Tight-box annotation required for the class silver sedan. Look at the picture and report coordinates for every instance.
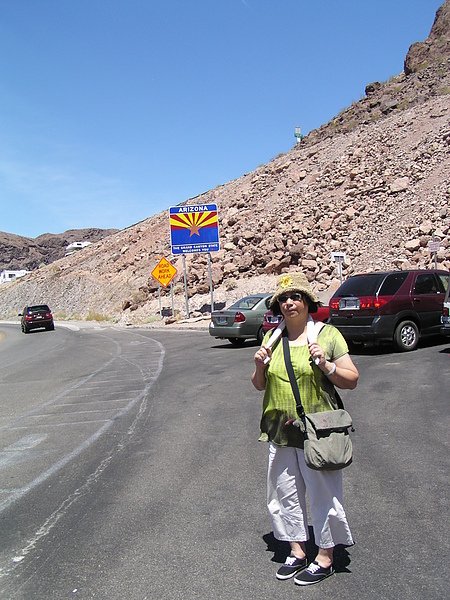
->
[209,293,272,346]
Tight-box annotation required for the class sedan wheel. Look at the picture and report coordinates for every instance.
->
[256,327,264,345]
[394,320,419,352]
[228,338,245,347]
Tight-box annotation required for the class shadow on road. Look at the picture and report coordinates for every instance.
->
[209,340,261,350]
[209,335,450,357]
[348,335,448,357]
[263,529,351,573]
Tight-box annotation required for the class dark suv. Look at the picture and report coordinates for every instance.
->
[19,304,55,333]
[441,281,450,337]
[329,269,449,351]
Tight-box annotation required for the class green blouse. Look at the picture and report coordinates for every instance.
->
[259,324,349,448]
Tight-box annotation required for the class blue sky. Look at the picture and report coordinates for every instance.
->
[0,0,443,238]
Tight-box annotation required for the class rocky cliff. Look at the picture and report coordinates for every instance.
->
[0,229,118,271]
[0,1,448,323]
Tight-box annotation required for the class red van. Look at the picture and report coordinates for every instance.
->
[328,269,449,351]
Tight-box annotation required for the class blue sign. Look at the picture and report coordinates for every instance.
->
[169,204,220,254]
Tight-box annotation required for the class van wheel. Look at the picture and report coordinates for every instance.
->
[347,340,363,352]
[394,320,419,352]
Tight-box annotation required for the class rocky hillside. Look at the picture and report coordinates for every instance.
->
[0,229,118,271]
[0,1,449,324]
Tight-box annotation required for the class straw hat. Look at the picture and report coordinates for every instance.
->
[269,272,321,308]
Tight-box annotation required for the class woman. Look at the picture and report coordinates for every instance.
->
[252,272,359,586]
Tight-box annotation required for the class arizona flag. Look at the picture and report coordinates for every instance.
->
[169,203,220,254]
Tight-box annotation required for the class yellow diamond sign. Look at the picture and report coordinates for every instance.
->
[151,257,177,288]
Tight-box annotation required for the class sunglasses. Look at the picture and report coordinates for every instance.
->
[278,292,304,303]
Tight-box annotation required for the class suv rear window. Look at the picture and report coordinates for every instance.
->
[27,305,50,313]
[333,274,385,297]
[378,272,408,295]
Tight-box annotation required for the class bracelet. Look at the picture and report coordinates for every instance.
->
[325,363,336,377]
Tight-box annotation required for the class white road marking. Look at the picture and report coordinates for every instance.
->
[0,435,47,468]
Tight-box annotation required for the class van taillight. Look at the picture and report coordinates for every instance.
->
[234,312,246,323]
[443,307,450,317]
[374,296,392,308]
[357,297,373,309]
[331,296,393,310]
[359,296,392,309]
[330,299,339,310]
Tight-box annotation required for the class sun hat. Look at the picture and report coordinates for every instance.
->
[269,272,321,309]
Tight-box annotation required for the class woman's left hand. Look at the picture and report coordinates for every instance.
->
[308,342,326,367]
[308,343,360,390]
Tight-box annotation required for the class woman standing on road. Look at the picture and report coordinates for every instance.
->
[251,272,359,586]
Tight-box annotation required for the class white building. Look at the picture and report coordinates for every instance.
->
[0,269,30,284]
[65,241,92,255]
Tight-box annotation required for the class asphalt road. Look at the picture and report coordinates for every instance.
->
[0,323,448,600]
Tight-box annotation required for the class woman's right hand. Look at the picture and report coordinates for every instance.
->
[252,346,271,390]
[254,346,271,367]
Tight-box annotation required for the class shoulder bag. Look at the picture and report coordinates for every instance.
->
[282,333,354,471]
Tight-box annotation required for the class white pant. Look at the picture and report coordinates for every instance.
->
[267,442,354,549]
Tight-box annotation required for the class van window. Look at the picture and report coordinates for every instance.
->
[413,274,438,294]
[379,272,408,295]
[437,274,449,293]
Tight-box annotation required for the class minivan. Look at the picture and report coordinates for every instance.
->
[329,269,449,351]
[441,279,450,337]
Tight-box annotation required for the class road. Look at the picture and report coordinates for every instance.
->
[0,323,448,600]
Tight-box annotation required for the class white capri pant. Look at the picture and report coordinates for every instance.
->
[267,442,354,549]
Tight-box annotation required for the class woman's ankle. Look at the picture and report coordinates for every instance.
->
[315,548,333,568]
[290,541,307,559]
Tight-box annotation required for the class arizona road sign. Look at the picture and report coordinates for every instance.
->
[169,203,220,254]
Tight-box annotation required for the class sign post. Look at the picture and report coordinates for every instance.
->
[170,282,175,317]
[331,252,346,285]
[207,253,214,313]
[182,255,189,318]
[428,238,440,270]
